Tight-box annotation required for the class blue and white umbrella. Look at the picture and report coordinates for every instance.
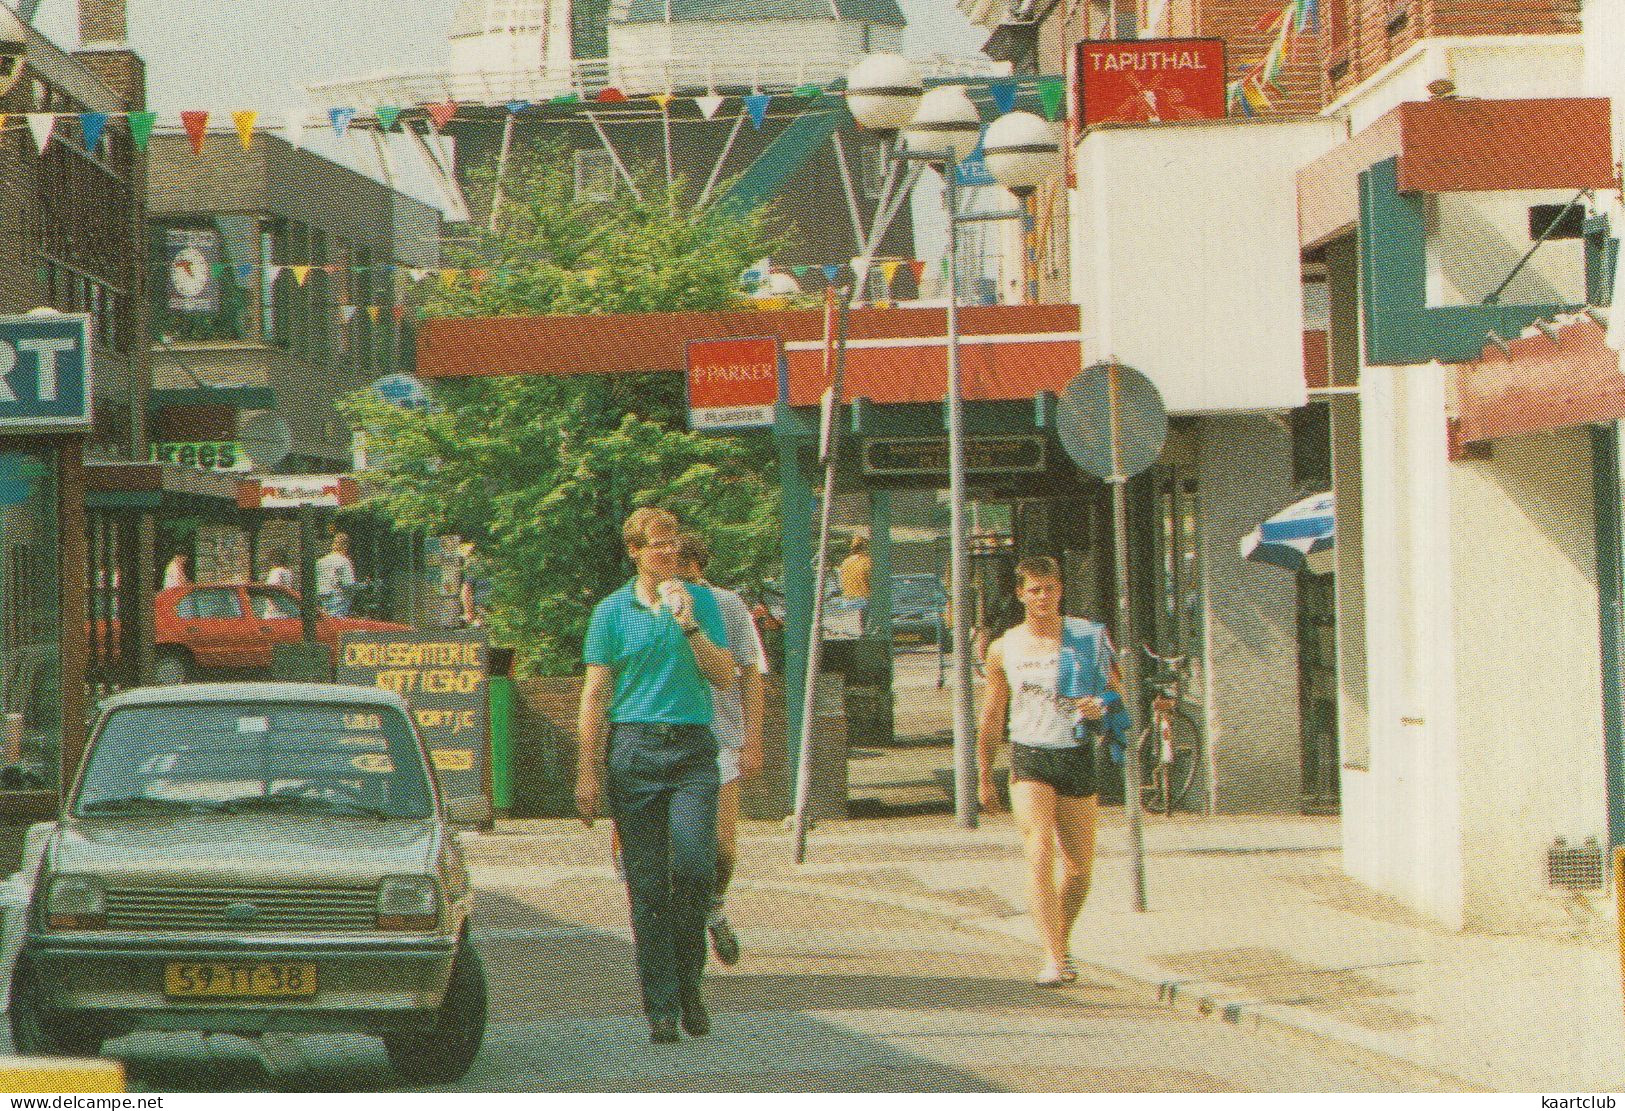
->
[1241,492,1334,575]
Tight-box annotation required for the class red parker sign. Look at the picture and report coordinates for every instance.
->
[686,336,779,431]
[1075,38,1227,128]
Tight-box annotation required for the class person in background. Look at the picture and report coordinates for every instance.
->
[674,532,766,968]
[162,551,191,591]
[264,548,295,591]
[315,532,358,616]
[837,535,871,607]
[576,507,736,1044]
[460,541,492,628]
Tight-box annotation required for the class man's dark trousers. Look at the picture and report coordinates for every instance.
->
[607,722,719,1020]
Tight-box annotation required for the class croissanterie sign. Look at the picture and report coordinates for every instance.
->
[686,336,780,431]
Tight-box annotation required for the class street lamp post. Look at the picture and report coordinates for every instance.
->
[846,60,1060,829]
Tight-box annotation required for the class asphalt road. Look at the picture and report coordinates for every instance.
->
[80,821,1456,1094]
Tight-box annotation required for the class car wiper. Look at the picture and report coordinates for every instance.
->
[79,796,229,814]
[218,794,398,819]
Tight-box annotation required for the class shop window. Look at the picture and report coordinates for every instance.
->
[0,452,60,794]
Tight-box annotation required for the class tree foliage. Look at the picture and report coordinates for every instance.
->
[341,150,784,675]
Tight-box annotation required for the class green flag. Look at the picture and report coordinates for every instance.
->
[127,110,157,150]
[1038,78,1066,122]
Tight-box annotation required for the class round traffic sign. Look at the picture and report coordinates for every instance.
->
[1056,362,1168,481]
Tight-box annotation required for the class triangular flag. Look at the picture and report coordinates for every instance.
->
[822,264,840,283]
[375,105,402,131]
[426,102,459,130]
[695,95,724,120]
[409,268,430,282]
[266,264,284,286]
[392,304,406,322]
[25,114,54,153]
[231,109,257,150]
[909,259,926,285]
[323,264,341,275]
[78,111,108,153]
[290,265,312,286]
[794,84,824,99]
[180,110,209,155]
[505,100,531,114]
[210,263,229,278]
[596,88,627,104]
[1037,79,1065,121]
[340,305,358,323]
[550,93,580,106]
[652,93,674,111]
[881,261,901,286]
[329,107,357,138]
[469,268,489,293]
[791,265,808,277]
[367,306,381,323]
[850,256,871,287]
[236,264,254,282]
[127,110,157,151]
[991,82,1018,115]
[283,108,306,149]
[439,269,459,289]
[743,94,770,130]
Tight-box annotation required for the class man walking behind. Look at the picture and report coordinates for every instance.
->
[576,507,737,1043]
[976,556,1120,987]
[675,533,766,967]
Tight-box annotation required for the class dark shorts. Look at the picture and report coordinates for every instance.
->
[1011,742,1097,799]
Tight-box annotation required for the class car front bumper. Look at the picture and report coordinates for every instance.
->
[23,932,459,1035]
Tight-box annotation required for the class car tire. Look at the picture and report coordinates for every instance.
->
[9,957,103,1058]
[152,649,191,685]
[383,936,487,1085]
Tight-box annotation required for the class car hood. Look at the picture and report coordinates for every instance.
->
[49,814,440,885]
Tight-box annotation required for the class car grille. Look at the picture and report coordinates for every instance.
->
[105,885,377,932]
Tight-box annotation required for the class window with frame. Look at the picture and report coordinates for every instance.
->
[574,149,616,204]
[0,451,61,795]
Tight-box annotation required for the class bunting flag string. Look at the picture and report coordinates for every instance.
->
[1225,0,1320,114]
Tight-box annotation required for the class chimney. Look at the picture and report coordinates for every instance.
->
[79,0,127,47]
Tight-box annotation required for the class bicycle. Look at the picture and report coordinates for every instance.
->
[1138,646,1204,815]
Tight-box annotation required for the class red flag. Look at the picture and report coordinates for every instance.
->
[180,110,209,155]
[425,101,458,130]
[469,268,489,293]
[908,259,926,286]
[596,88,628,104]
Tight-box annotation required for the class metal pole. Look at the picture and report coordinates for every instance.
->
[1107,362,1148,911]
[945,161,978,830]
[792,290,849,864]
[299,504,319,645]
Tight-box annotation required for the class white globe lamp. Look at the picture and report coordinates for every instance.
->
[902,85,983,166]
[982,110,1060,196]
[845,53,923,136]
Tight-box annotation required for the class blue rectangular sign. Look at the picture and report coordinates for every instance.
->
[0,314,91,429]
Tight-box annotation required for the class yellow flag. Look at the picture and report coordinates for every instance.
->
[881,261,901,286]
[290,265,311,286]
[367,306,380,323]
[232,110,258,150]
[439,269,459,290]
[652,93,674,111]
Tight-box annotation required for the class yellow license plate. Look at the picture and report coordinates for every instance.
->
[163,962,317,998]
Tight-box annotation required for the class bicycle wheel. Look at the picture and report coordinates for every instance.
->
[1162,711,1203,813]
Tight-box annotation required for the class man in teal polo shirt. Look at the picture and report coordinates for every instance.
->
[576,506,736,1044]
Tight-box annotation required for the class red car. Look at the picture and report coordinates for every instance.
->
[152,583,411,682]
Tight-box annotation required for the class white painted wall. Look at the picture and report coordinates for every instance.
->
[1340,363,1467,928]
[1325,36,1586,136]
[1450,428,1608,931]
[1070,118,1343,414]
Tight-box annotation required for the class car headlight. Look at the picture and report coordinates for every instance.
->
[45,874,106,930]
[377,875,440,931]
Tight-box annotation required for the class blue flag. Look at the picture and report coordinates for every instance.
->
[329,107,357,138]
[78,112,108,152]
[990,82,1018,115]
[743,94,771,130]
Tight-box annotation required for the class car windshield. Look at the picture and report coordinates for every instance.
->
[893,580,946,609]
[75,701,434,820]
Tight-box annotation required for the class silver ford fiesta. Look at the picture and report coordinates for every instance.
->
[10,682,488,1085]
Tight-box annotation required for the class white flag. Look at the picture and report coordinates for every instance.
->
[26,114,54,153]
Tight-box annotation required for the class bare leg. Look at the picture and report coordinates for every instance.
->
[1011,779,1066,969]
[1054,793,1100,951]
[714,778,740,908]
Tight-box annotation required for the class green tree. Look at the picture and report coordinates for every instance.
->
[341,151,784,674]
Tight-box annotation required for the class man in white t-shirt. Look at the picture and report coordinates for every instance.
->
[676,532,765,967]
[315,533,358,616]
[976,555,1119,987]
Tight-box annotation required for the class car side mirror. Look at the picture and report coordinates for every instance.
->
[444,796,491,825]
